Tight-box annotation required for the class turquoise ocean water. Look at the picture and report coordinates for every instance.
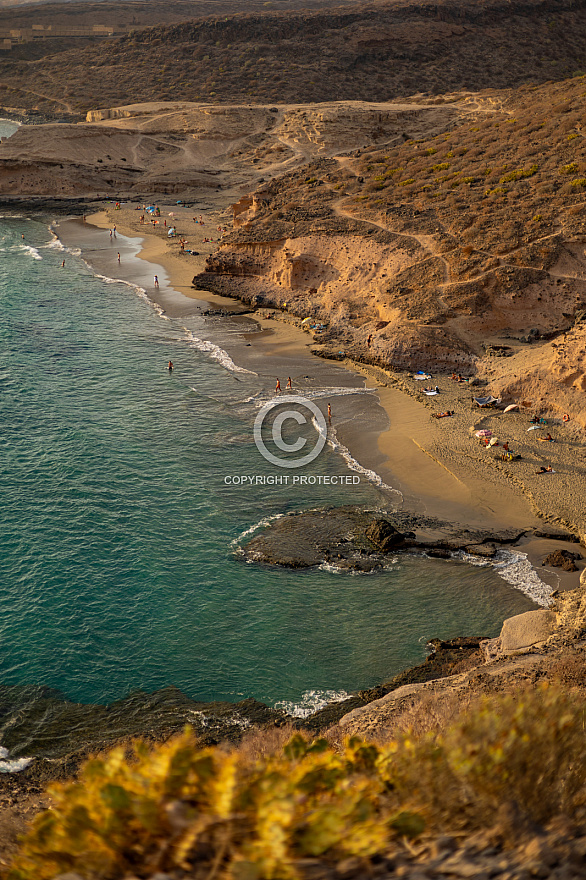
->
[0,204,542,745]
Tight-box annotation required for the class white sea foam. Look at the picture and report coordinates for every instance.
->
[231,512,286,551]
[244,386,373,406]
[11,244,42,260]
[183,329,256,374]
[0,746,32,773]
[274,689,350,718]
[40,235,80,256]
[456,548,554,607]
[319,555,399,575]
[82,263,169,320]
[187,709,251,730]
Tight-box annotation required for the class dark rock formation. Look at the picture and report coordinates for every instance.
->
[542,549,583,572]
[365,519,409,552]
[241,505,526,569]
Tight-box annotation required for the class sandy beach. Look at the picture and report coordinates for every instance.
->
[56,201,586,595]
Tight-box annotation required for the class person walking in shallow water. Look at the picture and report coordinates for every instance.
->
[327,403,332,425]
[154,275,159,287]
[168,361,173,372]
[117,252,121,264]
[275,379,281,393]
[286,377,292,389]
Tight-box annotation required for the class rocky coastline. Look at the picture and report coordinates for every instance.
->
[239,505,542,571]
[0,505,578,779]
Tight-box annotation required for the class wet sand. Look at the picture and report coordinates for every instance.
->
[56,203,586,594]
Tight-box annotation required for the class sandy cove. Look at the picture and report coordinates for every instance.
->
[67,202,586,594]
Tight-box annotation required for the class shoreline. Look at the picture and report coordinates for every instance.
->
[0,205,583,815]
[54,203,584,592]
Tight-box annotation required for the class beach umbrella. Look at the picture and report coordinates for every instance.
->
[527,425,540,431]
[504,404,519,412]
[475,429,492,438]
[168,212,176,217]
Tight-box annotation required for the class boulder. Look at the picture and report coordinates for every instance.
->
[542,549,582,571]
[365,519,406,551]
[499,610,556,652]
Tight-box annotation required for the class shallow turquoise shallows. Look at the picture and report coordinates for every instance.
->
[0,216,536,718]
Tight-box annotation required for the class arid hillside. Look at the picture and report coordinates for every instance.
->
[194,74,586,424]
[1,0,586,115]
[0,98,468,195]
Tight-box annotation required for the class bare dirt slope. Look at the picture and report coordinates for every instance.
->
[0,97,466,196]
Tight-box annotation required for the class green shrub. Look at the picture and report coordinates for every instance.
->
[559,162,578,175]
[571,178,586,188]
[500,164,538,183]
[10,685,586,880]
[9,733,423,880]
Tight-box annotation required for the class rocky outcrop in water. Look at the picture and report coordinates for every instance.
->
[240,506,527,570]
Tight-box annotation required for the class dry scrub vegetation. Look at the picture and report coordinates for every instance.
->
[7,683,586,880]
[2,0,586,114]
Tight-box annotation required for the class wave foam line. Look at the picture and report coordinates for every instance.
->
[231,512,286,551]
[274,689,350,718]
[0,746,32,774]
[184,330,256,374]
[319,554,400,575]
[40,232,80,256]
[80,261,168,320]
[324,423,403,499]
[12,244,42,260]
[456,548,554,607]
[244,386,373,406]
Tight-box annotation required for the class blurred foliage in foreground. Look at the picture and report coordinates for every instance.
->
[9,683,586,879]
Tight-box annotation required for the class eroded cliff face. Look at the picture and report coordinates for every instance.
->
[193,171,586,375]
